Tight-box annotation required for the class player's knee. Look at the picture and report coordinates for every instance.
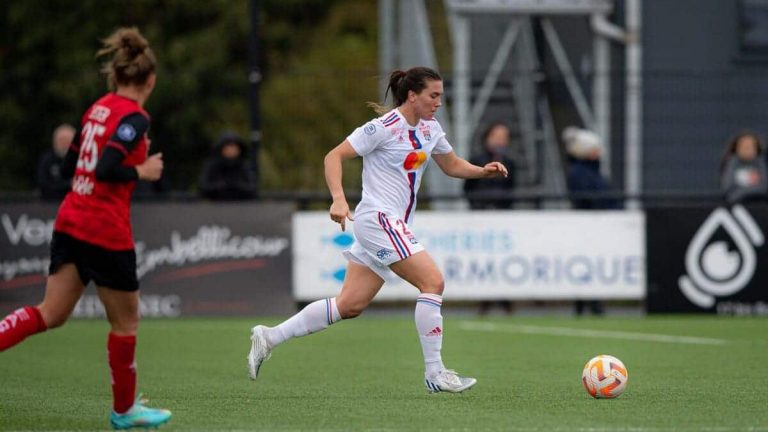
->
[419,275,444,296]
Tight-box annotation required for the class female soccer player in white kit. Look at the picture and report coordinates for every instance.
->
[248,67,508,393]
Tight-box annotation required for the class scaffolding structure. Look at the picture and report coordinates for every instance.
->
[378,0,642,208]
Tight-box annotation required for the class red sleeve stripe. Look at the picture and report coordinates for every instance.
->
[106,141,129,156]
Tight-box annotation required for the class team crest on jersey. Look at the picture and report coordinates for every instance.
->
[117,124,137,142]
[419,124,431,141]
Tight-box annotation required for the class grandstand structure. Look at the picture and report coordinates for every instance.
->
[379,0,768,206]
[379,0,639,207]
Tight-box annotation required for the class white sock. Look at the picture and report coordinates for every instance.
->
[415,293,445,376]
[264,298,341,348]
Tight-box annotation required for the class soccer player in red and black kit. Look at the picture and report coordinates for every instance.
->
[0,27,171,429]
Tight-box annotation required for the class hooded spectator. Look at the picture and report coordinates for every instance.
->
[564,126,620,210]
[563,126,620,316]
[198,131,258,200]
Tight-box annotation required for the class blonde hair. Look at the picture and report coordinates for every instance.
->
[97,27,156,90]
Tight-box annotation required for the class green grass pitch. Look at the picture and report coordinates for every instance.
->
[1,315,767,431]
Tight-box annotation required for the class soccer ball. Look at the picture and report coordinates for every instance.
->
[581,355,628,399]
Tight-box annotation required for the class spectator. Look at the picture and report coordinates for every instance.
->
[564,126,621,211]
[720,130,767,204]
[198,131,257,200]
[563,126,620,316]
[464,122,517,315]
[463,122,517,210]
[37,124,76,201]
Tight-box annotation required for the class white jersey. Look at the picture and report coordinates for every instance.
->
[346,108,453,224]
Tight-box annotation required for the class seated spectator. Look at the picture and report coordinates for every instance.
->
[463,122,517,209]
[720,130,767,204]
[199,131,258,200]
[37,123,76,201]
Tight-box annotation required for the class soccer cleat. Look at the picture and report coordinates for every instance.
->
[109,394,171,430]
[247,325,272,380]
[424,369,477,394]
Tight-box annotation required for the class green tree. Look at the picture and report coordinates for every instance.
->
[260,0,379,192]
[1,0,254,191]
[0,0,382,194]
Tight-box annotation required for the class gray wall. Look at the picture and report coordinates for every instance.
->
[643,0,768,192]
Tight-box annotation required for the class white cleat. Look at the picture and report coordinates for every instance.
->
[247,325,272,380]
[424,369,477,394]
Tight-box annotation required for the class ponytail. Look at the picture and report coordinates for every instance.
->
[368,67,442,115]
[97,27,156,90]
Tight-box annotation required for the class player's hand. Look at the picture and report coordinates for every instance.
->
[137,153,164,181]
[329,200,354,231]
[482,161,508,178]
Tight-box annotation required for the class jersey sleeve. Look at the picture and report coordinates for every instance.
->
[432,136,453,155]
[346,120,387,156]
[94,113,149,183]
[430,122,453,155]
[107,113,150,155]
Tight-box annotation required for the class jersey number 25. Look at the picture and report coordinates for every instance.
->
[77,121,106,173]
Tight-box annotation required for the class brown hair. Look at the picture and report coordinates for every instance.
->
[719,130,764,175]
[480,122,510,145]
[97,27,156,90]
[369,67,442,115]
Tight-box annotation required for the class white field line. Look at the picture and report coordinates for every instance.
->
[220,428,765,432]
[458,322,728,345]
[10,429,768,432]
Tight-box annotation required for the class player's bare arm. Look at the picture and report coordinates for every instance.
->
[324,139,358,231]
[432,151,508,179]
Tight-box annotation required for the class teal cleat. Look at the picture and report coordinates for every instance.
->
[110,395,172,430]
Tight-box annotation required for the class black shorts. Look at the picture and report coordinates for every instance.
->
[49,231,139,292]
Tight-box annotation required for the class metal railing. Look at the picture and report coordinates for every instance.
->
[0,189,731,209]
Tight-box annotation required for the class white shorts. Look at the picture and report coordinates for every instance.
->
[343,211,425,283]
